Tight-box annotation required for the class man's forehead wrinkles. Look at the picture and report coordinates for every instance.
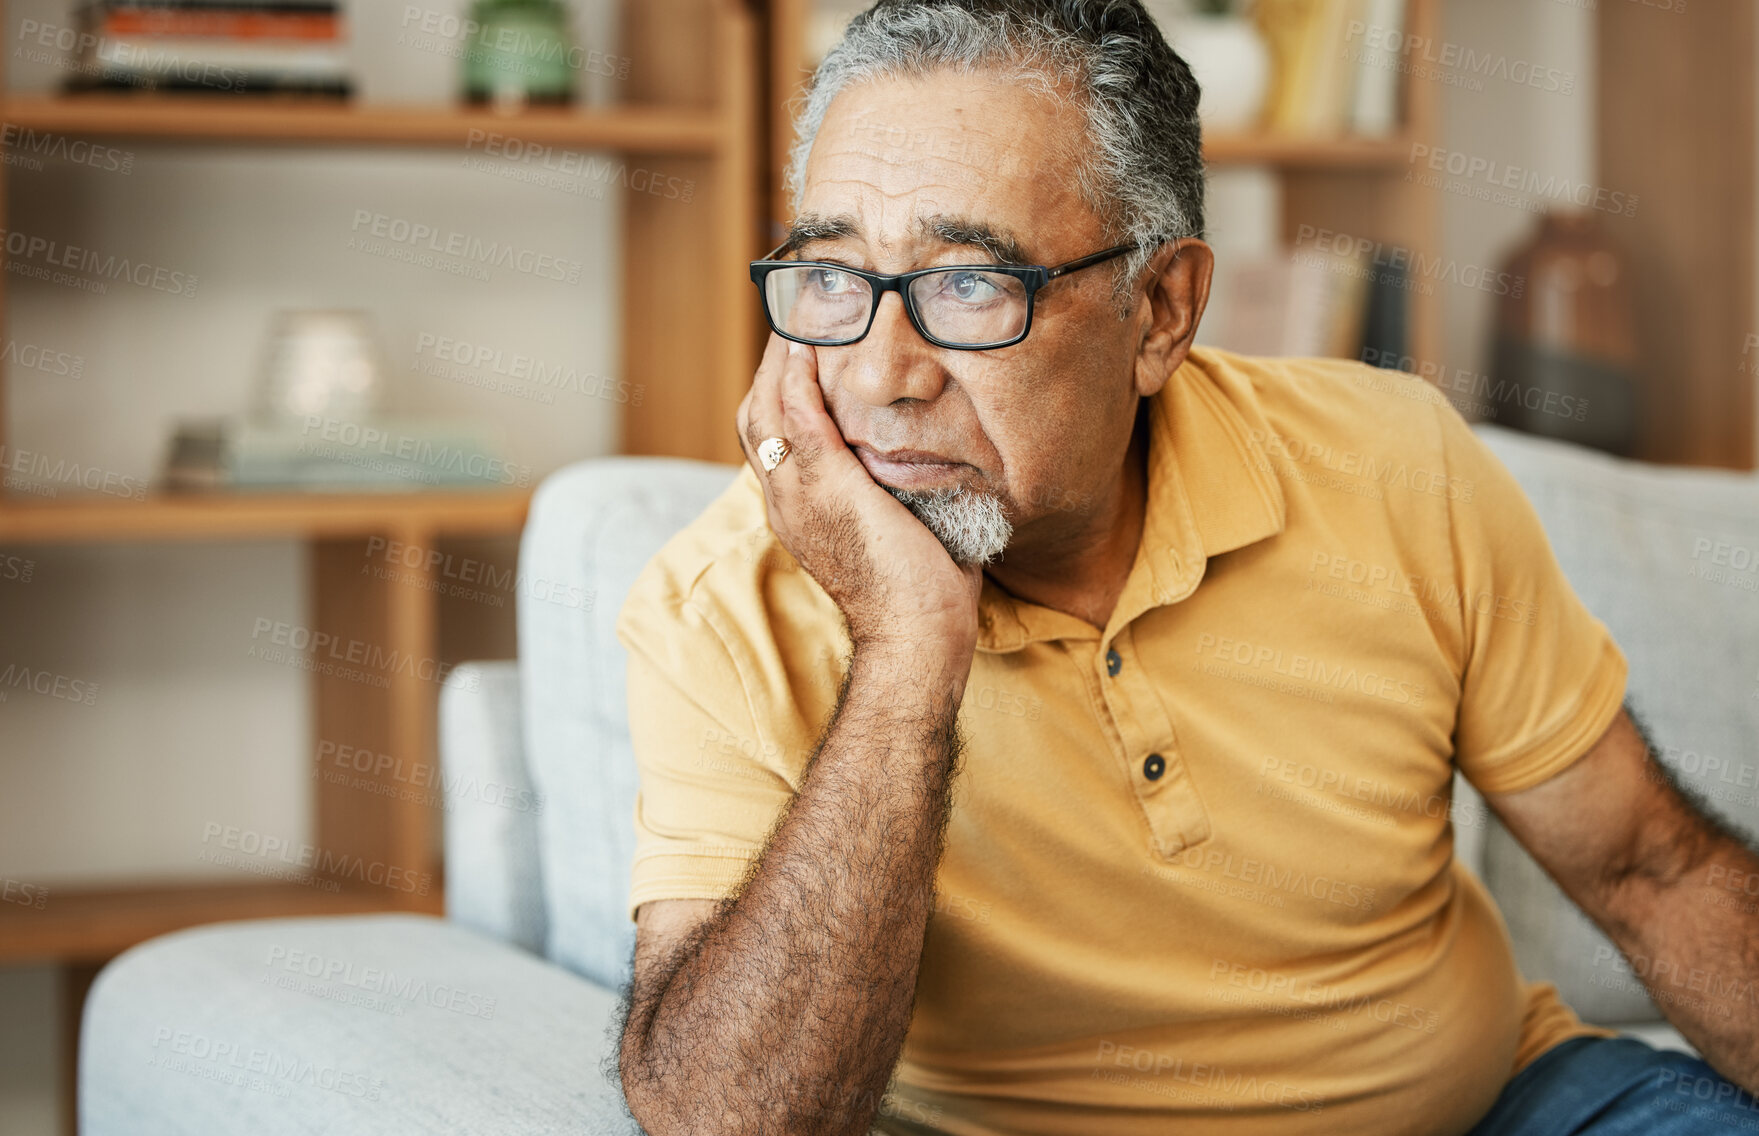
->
[798,178,980,227]
[824,114,1033,177]
[820,138,999,189]
[845,113,1020,156]
[865,146,989,182]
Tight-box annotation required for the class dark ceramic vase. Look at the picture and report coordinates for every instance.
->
[1489,211,1640,456]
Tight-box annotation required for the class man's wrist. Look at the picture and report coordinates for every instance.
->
[849,636,974,705]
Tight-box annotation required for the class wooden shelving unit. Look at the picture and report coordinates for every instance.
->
[0,488,532,543]
[1597,2,1757,469]
[761,0,1444,368]
[0,880,443,966]
[1201,131,1420,169]
[0,0,764,985]
[0,92,725,151]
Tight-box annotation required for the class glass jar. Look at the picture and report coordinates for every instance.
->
[463,0,576,109]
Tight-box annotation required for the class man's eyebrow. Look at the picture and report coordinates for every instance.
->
[778,212,1031,265]
[781,213,859,256]
[919,215,1030,266]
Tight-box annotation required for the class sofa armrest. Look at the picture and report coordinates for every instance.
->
[1451,769,1490,880]
[441,661,546,954]
[80,914,639,1135]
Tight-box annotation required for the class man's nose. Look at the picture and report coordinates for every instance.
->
[839,290,950,407]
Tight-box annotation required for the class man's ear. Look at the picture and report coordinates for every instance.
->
[1133,238,1214,398]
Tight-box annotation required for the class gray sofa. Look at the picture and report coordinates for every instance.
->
[79,425,1759,1133]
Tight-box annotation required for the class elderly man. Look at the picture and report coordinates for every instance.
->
[612,2,1759,1133]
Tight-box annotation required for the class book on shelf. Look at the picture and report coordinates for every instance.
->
[1349,0,1406,137]
[162,416,523,493]
[1255,0,1406,138]
[1201,241,1409,364]
[85,2,341,40]
[1358,256,1410,367]
[68,1,350,97]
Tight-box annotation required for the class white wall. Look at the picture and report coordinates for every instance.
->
[1438,0,1598,379]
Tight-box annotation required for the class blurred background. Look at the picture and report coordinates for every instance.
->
[0,0,1748,1131]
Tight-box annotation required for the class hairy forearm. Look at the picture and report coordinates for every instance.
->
[621,648,969,1135]
[1601,827,1759,1092]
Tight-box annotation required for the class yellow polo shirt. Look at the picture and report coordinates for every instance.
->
[615,344,1628,1136]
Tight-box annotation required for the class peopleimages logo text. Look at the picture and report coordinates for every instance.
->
[249,617,469,689]
[299,416,531,487]
[0,228,197,295]
[1344,22,1576,94]
[201,822,432,895]
[1295,225,1523,298]
[348,210,582,284]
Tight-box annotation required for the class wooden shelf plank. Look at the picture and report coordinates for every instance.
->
[1203,131,1414,168]
[0,94,722,153]
[0,488,531,544]
[0,880,443,965]
[0,92,1410,167]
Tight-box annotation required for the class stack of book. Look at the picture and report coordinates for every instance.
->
[1255,0,1406,137]
[69,0,350,96]
[1202,245,1409,363]
[162,417,524,492]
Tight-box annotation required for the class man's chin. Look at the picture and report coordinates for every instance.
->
[885,484,1013,567]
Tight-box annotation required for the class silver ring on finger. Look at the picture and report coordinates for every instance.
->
[757,436,791,473]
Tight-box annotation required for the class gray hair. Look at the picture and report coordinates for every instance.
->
[784,0,1206,312]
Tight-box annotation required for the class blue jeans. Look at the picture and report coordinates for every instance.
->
[1464,1036,1759,1135]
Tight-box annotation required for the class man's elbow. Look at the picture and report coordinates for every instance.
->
[618,1043,868,1136]
[617,1038,732,1136]
[617,1034,677,1134]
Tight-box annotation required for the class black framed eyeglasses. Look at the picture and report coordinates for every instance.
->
[748,239,1152,351]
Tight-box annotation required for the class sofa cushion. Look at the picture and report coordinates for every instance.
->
[80,914,639,1135]
[518,457,740,989]
[440,661,546,955]
[1471,425,1759,1024]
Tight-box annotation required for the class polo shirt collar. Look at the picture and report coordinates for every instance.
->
[976,346,1288,653]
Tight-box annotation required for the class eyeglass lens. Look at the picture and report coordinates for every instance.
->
[763,265,1030,346]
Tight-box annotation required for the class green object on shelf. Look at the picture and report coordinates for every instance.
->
[463,0,577,107]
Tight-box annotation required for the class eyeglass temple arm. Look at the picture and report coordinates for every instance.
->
[1043,241,1151,281]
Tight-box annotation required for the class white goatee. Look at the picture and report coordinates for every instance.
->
[886,484,1013,566]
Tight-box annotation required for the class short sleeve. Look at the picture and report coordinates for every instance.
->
[619,593,798,921]
[1439,406,1629,796]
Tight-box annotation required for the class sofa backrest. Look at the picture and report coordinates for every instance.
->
[1471,425,1759,1023]
[517,456,739,989]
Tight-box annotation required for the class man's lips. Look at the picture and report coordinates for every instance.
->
[848,443,966,487]
[852,444,959,464]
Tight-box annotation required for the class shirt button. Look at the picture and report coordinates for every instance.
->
[1144,753,1166,781]
[1106,648,1122,677]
